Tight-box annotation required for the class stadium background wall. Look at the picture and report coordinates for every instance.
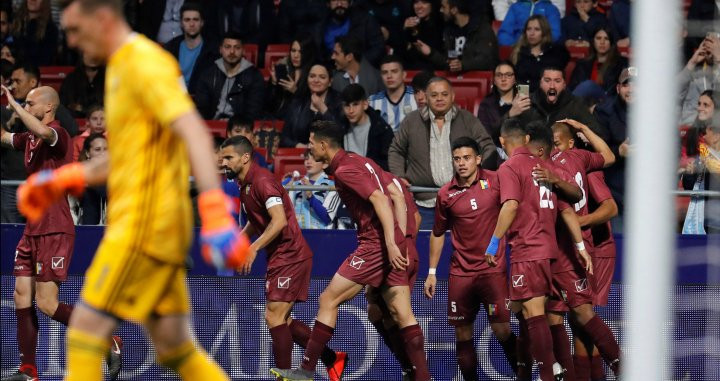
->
[1,225,717,380]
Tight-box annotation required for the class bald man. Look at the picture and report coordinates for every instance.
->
[0,85,121,380]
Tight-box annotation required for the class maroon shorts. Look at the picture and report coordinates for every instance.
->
[448,272,510,326]
[407,239,419,287]
[591,257,615,306]
[508,259,552,301]
[337,240,409,288]
[13,233,74,282]
[547,269,594,312]
[266,259,312,303]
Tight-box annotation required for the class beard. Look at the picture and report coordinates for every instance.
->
[332,7,348,21]
[225,168,239,180]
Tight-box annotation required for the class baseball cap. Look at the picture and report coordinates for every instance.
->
[619,66,637,84]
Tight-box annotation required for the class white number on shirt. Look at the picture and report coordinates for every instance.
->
[573,172,586,212]
[451,301,457,313]
[470,198,478,210]
[533,178,554,209]
[364,163,384,193]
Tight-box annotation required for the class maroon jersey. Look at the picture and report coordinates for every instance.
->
[382,171,419,262]
[550,148,605,272]
[327,150,403,249]
[239,162,312,269]
[12,121,74,236]
[433,167,506,275]
[497,146,567,263]
[587,171,616,258]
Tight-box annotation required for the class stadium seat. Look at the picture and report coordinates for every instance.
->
[76,118,87,131]
[255,147,267,161]
[619,46,631,58]
[447,71,493,101]
[274,155,305,181]
[565,60,576,84]
[275,147,306,157]
[243,44,259,66]
[265,44,290,69]
[254,119,284,133]
[492,20,502,35]
[39,66,74,91]
[260,68,271,81]
[567,45,590,60]
[205,120,227,137]
[499,45,513,60]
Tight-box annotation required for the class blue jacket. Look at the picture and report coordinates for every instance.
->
[497,0,562,46]
[609,0,630,41]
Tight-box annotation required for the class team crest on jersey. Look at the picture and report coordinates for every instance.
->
[349,256,365,270]
[575,278,589,292]
[245,185,251,195]
[479,179,489,189]
[278,277,291,289]
[511,275,525,288]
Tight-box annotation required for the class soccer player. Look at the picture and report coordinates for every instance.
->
[424,136,517,381]
[218,136,347,380]
[0,85,121,381]
[271,121,431,381]
[550,119,622,380]
[484,119,591,381]
[16,1,249,380]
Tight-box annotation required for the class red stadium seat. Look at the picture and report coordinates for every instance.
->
[565,60,576,84]
[254,119,284,133]
[243,44,259,66]
[205,120,227,137]
[499,45,513,60]
[276,147,306,157]
[259,68,271,81]
[619,46,631,58]
[76,118,87,132]
[265,44,290,69]
[39,66,74,91]
[446,71,493,101]
[492,20,502,35]
[567,45,590,60]
[274,155,305,181]
[255,147,267,161]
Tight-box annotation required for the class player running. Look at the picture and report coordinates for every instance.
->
[17,1,249,380]
[218,136,347,380]
[271,121,431,381]
[424,136,518,380]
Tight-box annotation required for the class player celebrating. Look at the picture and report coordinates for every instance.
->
[424,137,518,381]
[485,119,591,381]
[271,121,431,381]
[17,1,249,380]
[218,136,347,380]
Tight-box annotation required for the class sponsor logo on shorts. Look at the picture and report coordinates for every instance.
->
[448,316,465,321]
[51,257,64,269]
[575,278,588,292]
[14,265,24,271]
[511,275,525,288]
[278,277,291,289]
[349,256,365,270]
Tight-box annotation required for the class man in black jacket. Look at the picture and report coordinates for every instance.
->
[194,32,265,120]
[340,84,394,170]
[164,2,218,96]
[314,0,385,66]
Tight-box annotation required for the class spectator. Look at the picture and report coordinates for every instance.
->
[681,121,720,234]
[76,133,108,225]
[477,60,518,145]
[608,0,630,48]
[285,150,342,229]
[72,104,105,161]
[226,115,269,169]
[0,59,12,87]
[569,25,628,97]
[497,0,562,46]
[314,0,385,66]
[281,63,344,148]
[340,84,394,170]
[561,0,607,48]
[411,69,434,109]
[194,32,265,120]
[1,8,11,45]
[267,39,317,119]
[164,2,218,93]
[59,55,105,118]
[356,0,407,53]
[1,43,19,64]
[388,77,498,228]
[511,15,569,92]
[331,35,384,95]
[493,0,567,20]
[428,0,499,72]
[155,0,184,44]
[276,0,328,44]
[682,90,717,167]
[10,0,58,65]
[679,33,720,125]
[401,0,446,71]
[368,54,418,132]
[595,66,635,230]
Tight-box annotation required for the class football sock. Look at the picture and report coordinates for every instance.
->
[400,324,431,381]
[582,315,621,375]
[525,315,557,381]
[300,320,334,372]
[515,313,533,381]
[574,355,591,381]
[65,328,108,381]
[51,302,74,326]
[157,341,228,380]
[269,324,293,369]
[387,324,414,371]
[550,324,575,380]
[456,339,478,381]
[288,319,337,367]
[499,332,519,374]
[16,307,38,369]
[590,355,606,380]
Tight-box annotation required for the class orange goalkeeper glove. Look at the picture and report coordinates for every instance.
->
[17,162,87,222]
[198,189,250,270]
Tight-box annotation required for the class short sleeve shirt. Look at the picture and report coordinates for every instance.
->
[240,163,312,268]
[12,121,74,236]
[433,167,506,275]
[587,171,616,258]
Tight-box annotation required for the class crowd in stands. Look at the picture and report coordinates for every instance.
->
[1,0,719,233]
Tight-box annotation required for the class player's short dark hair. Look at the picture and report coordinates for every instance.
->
[500,118,526,138]
[451,136,480,156]
[426,76,453,90]
[335,35,363,63]
[310,120,344,149]
[380,55,404,70]
[180,1,203,19]
[411,70,433,92]
[448,0,471,14]
[221,135,254,157]
[541,66,565,79]
[527,121,553,150]
[551,122,573,140]
[59,0,123,13]
[227,115,253,135]
[12,61,40,81]
[341,84,367,104]
[85,103,104,117]
[222,32,244,45]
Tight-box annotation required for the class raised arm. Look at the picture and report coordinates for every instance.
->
[2,85,56,143]
[560,118,616,167]
[577,198,618,228]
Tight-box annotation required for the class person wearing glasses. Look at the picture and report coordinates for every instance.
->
[477,60,521,146]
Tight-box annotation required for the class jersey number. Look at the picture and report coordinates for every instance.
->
[364,163,384,193]
[470,198,477,210]
[451,301,457,313]
[533,179,555,209]
[573,172,587,212]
